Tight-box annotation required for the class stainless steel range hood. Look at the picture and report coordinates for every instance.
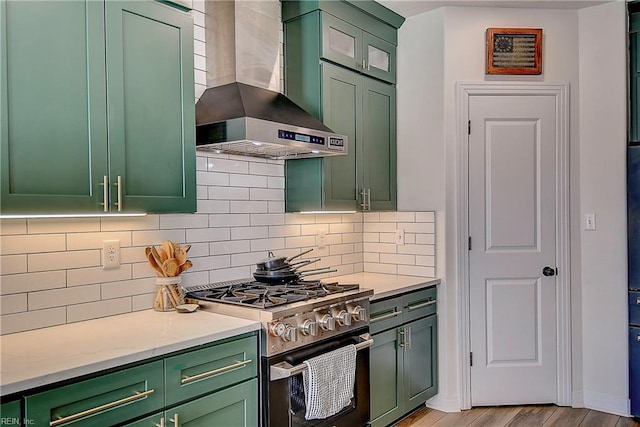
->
[195,82,347,159]
[195,1,347,160]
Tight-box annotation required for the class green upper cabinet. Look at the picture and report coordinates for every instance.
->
[105,1,195,213]
[630,6,640,143]
[0,0,195,214]
[0,0,108,213]
[283,0,401,212]
[322,13,397,84]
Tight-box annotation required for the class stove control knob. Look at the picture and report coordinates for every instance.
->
[334,309,352,326]
[300,319,318,336]
[283,324,298,342]
[349,305,367,322]
[269,322,287,338]
[318,314,336,331]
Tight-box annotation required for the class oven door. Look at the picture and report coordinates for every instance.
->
[261,328,372,427]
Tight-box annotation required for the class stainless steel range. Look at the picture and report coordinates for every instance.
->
[184,277,373,427]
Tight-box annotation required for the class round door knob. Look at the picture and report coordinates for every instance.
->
[542,266,556,276]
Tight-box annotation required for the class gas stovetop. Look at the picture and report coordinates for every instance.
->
[185,278,359,309]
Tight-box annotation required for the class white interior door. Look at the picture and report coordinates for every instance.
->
[468,94,558,405]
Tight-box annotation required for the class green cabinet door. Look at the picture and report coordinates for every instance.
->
[285,62,396,212]
[404,315,439,410]
[362,77,396,210]
[105,1,196,213]
[25,360,164,427]
[166,379,258,427]
[0,0,108,213]
[1,400,21,426]
[369,327,403,427]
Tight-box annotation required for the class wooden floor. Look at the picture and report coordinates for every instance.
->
[396,405,640,427]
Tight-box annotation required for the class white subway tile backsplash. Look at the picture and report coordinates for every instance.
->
[29,284,100,310]
[210,240,251,255]
[0,219,27,235]
[160,214,209,230]
[194,54,206,71]
[1,308,66,335]
[230,201,269,214]
[250,188,284,201]
[67,232,131,251]
[1,234,66,255]
[0,150,437,334]
[196,200,230,214]
[194,39,205,56]
[208,157,249,174]
[249,162,284,177]
[379,212,416,222]
[194,69,206,86]
[0,271,66,295]
[231,226,269,240]
[398,265,436,277]
[1,293,27,314]
[28,251,100,272]
[28,218,100,234]
[209,214,250,228]
[251,214,285,226]
[67,297,132,323]
[68,265,132,287]
[251,238,285,252]
[186,227,230,243]
[101,278,155,299]
[230,174,268,188]
[209,186,250,201]
[192,9,205,26]
[193,24,205,42]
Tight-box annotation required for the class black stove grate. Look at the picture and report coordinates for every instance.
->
[184,279,359,308]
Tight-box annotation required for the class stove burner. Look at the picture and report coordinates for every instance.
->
[185,279,359,308]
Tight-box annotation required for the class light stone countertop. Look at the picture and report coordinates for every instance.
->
[330,272,441,301]
[0,309,260,397]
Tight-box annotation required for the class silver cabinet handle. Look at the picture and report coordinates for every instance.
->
[407,300,437,311]
[366,188,371,210]
[406,326,412,350]
[370,310,402,323]
[114,175,123,212]
[169,413,179,427]
[398,328,405,349]
[181,359,253,385]
[636,297,640,305]
[361,59,366,69]
[50,389,155,426]
[270,334,373,380]
[101,175,109,212]
[155,418,165,427]
[360,189,367,210]
[637,334,640,342]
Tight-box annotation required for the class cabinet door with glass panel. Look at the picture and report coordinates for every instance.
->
[321,12,396,84]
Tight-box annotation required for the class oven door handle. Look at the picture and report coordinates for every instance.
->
[269,334,374,381]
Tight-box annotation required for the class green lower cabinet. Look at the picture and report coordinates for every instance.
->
[25,361,164,427]
[124,412,164,426]
[165,379,258,427]
[1,400,22,426]
[405,315,438,409]
[370,327,403,427]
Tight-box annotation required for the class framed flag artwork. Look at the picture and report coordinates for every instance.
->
[486,28,543,75]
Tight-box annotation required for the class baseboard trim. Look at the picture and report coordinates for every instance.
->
[425,395,461,413]
[583,390,630,417]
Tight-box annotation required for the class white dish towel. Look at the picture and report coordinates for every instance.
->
[302,344,357,420]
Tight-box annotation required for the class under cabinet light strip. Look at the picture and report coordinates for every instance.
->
[298,211,358,214]
[0,212,147,219]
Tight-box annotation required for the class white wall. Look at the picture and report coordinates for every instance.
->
[578,2,628,415]
[397,2,629,415]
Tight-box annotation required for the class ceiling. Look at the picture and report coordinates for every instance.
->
[377,0,617,17]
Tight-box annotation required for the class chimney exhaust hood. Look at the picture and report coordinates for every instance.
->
[195,82,347,159]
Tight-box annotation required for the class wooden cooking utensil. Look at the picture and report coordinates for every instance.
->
[179,260,193,274]
[162,241,174,259]
[146,248,165,277]
[174,247,188,266]
[157,248,168,263]
[150,246,164,270]
[182,244,191,253]
[162,258,180,277]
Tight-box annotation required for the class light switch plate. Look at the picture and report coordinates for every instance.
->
[395,229,405,245]
[584,213,596,231]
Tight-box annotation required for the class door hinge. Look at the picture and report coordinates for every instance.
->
[468,120,471,135]
[470,352,473,366]
[468,236,472,250]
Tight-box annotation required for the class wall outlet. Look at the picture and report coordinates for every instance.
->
[395,229,405,245]
[317,229,326,249]
[584,213,596,231]
[103,240,120,269]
